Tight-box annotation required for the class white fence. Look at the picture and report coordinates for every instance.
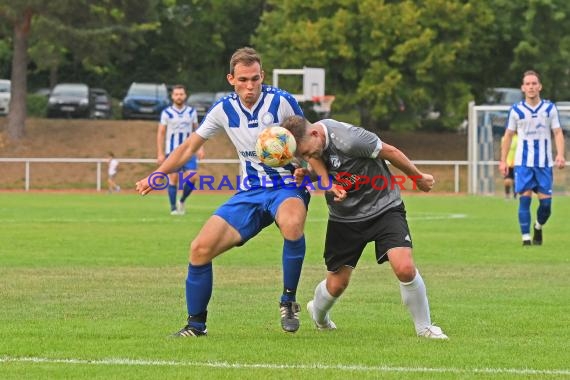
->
[0,158,469,192]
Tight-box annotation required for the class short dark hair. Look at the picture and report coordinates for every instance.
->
[522,70,541,84]
[229,47,262,75]
[281,116,309,144]
[172,84,186,93]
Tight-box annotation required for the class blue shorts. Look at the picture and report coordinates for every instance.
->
[166,154,197,172]
[514,166,553,195]
[214,187,311,244]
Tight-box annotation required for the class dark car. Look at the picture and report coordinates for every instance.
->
[485,87,523,105]
[484,87,524,136]
[46,83,92,119]
[121,82,169,120]
[187,92,216,122]
[90,88,112,119]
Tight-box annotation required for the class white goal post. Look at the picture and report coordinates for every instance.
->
[467,102,570,195]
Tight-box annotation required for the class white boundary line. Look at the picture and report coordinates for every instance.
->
[1,356,569,376]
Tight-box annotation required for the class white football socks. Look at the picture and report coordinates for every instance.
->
[312,280,338,324]
[399,271,432,334]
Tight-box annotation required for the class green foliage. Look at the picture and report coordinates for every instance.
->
[254,0,494,131]
[26,93,47,117]
[510,0,570,100]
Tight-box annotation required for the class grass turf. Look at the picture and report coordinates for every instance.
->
[0,192,569,379]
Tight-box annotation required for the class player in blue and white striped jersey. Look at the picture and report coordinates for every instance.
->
[500,70,566,246]
[157,85,204,215]
[137,47,308,337]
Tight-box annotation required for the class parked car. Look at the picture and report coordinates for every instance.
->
[483,87,523,136]
[485,87,523,105]
[121,82,169,120]
[47,83,92,119]
[556,101,570,134]
[187,91,216,122]
[0,79,10,115]
[33,87,51,97]
[214,91,233,100]
[90,88,112,119]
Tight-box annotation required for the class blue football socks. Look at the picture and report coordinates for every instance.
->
[186,262,213,331]
[281,236,306,303]
[518,196,532,235]
[168,185,177,211]
[537,198,552,225]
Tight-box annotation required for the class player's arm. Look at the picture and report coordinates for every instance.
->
[500,108,518,176]
[192,121,206,160]
[157,123,166,165]
[307,158,346,201]
[378,143,434,192]
[553,128,566,169]
[136,133,207,195]
[499,129,515,176]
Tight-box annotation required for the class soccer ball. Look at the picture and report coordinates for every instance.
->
[255,126,297,167]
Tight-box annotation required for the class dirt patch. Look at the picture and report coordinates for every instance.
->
[0,118,467,191]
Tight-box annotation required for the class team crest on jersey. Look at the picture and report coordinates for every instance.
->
[261,112,275,126]
[330,155,341,169]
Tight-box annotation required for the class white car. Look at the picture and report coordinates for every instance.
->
[0,79,10,115]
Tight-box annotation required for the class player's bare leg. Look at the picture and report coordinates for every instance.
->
[388,248,447,339]
[275,197,307,332]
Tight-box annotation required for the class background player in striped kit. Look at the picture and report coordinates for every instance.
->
[500,70,566,246]
[137,47,309,336]
[157,85,204,215]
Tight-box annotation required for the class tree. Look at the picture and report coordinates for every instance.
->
[510,0,570,101]
[116,0,265,94]
[253,0,495,130]
[0,0,158,140]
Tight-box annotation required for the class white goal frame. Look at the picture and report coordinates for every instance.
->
[467,102,570,195]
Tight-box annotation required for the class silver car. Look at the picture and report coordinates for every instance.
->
[0,79,10,116]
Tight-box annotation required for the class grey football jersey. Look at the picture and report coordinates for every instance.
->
[319,119,402,222]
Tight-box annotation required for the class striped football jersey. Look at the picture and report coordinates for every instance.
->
[506,100,561,167]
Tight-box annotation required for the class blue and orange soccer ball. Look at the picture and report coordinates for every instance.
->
[255,126,297,167]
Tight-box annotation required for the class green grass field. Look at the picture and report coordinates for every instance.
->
[1,192,569,379]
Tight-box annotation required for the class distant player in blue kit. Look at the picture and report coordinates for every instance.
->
[157,85,204,215]
[282,116,448,339]
[500,70,566,246]
[136,47,308,336]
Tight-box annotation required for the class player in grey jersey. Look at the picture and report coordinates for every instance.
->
[282,115,448,339]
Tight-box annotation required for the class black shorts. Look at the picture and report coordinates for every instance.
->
[504,167,514,180]
[323,202,413,272]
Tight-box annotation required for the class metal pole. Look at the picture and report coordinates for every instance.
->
[454,163,459,193]
[467,101,475,194]
[96,161,101,192]
[25,161,30,191]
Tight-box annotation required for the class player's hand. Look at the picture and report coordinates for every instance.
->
[157,154,165,165]
[415,173,435,192]
[135,176,154,196]
[327,185,347,202]
[498,161,508,176]
[294,167,310,185]
[555,154,566,169]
